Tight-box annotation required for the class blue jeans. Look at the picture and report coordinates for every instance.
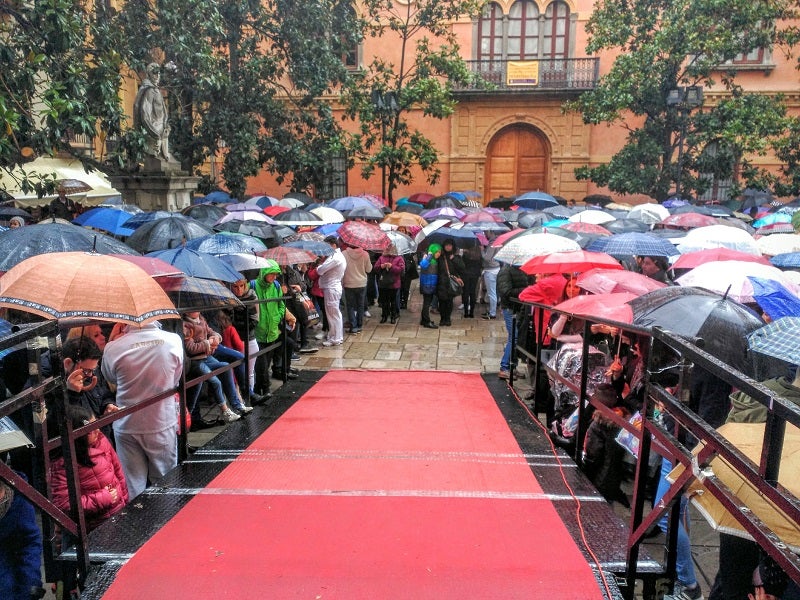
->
[188,355,238,412]
[214,345,248,406]
[344,286,367,331]
[483,268,499,316]
[655,459,698,587]
[501,307,517,372]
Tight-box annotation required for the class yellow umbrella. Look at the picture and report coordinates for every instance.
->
[0,252,180,326]
[382,211,428,228]
[668,422,800,551]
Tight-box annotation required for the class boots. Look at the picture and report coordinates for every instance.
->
[390,313,398,324]
[380,313,388,323]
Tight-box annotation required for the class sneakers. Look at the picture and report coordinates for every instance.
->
[314,332,326,340]
[482,313,496,320]
[235,404,254,415]
[322,340,342,347]
[220,407,241,423]
[498,370,510,380]
[364,310,371,318]
[664,583,704,600]
[291,353,301,361]
[298,345,319,354]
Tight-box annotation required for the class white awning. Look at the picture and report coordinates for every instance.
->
[0,157,121,208]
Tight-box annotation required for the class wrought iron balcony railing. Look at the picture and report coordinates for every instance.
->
[454,57,600,93]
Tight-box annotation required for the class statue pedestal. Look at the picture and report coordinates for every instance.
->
[110,164,200,212]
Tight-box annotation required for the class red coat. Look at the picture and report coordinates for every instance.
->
[49,434,129,530]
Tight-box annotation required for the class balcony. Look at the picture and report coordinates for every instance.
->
[454,57,600,95]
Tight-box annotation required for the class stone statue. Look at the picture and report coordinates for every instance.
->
[133,62,174,163]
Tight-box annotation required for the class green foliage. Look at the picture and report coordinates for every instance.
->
[569,0,799,200]
[341,0,484,206]
[0,0,127,193]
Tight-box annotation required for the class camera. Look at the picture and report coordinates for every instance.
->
[81,368,94,387]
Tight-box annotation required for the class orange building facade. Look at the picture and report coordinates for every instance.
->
[245,0,800,204]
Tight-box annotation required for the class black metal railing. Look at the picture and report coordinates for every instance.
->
[455,57,600,93]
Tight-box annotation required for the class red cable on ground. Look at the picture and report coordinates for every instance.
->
[506,381,616,599]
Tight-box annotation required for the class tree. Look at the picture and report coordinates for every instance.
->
[568,0,797,201]
[0,0,126,196]
[118,0,361,199]
[341,0,484,207]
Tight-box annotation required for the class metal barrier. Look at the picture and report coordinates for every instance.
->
[512,299,800,599]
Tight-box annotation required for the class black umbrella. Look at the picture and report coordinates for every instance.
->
[346,204,385,220]
[426,194,463,209]
[182,203,228,227]
[0,207,33,221]
[583,194,614,207]
[284,191,315,205]
[272,208,323,227]
[487,196,516,210]
[542,205,575,219]
[214,220,283,246]
[0,222,139,271]
[605,218,651,234]
[740,188,774,211]
[630,287,763,374]
[126,215,214,253]
[516,211,549,228]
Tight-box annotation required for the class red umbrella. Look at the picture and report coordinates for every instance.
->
[671,247,772,270]
[520,250,623,275]
[409,192,435,205]
[263,205,290,216]
[258,246,316,265]
[109,254,184,279]
[337,220,391,251]
[490,227,529,247]
[461,210,503,223]
[560,222,612,236]
[659,212,719,229]
[577,268,667,296]
[553,292,636,323]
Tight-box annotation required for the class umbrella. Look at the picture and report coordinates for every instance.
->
[259,246,317,265]
[110,254,184,279]
[604,219,651,234]
[757,234,800,257]
[770,252,800,269]
[309,206,345,224]
[284,191,315,205]
[159,276,242,310]
[541,205,574,219]
[215,211,276,226]
[756,222,796,236]
[577,268,667,296]
[215,252,278,273]
[678,225,762,255]
[421,207,465,220]
[494,233,581,266]
[244,195,281,209]
[567,209,616,225]
[328,196,376,213]
[408,192,435,205]
[671,248,770,271]
[395,200,425,214]
[0,222,139,271]
[126,215,214,253]
[630,286,763,373]
[560,222,611,236]
[422,226,480,249]
[383,212,428,228]
[627,203,670,224]
[0,252,178,325]
[675,261,800,304]
[552,292,636,324]
[747,316,800,365]
[147,247,243,283]
[740,188,775,210]
[277,197,306,209]
[461,221,510,233]
[669,422,800,551]
[659,212,719,229]
[203,190,233,204]
[0,207,33,221]
[384,230,417,255]
[122,210,174,230]
[662,197,690,209]
[517,211,549,228]
[337,220,391,251]
[73,207,135,236]
[285,231,325,243]
[748,277,800,320]
[213,220,283,245]
[753,213,793,228]
[347,205,385,220]
[56,178,92,194]
[225,202,264,214]
[587,232,680,258]
[426,194,462,209]
[283,240,334,257]
[181,203,228,227]
[271,208,324,227]
[461,210,503,224]
[513,191,559,210]
[263,205,290,217]
[520,250,623,276]
[185,232,267,255]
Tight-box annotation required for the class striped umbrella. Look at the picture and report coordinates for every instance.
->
[259,245,317,265]
[337,220,391,251]
[747,316,800,365]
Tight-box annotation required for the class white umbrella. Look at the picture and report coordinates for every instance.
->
[277,197,305,209]
[413,219,451,244]
[676,225,760,255]
[675,260,800,303]
[494,233,581,266]
[309,206,345,224]
[216,252,275,272]
[628,203,670,225]
[215,211,276,225]
[567,209,617,225]
[384,230,417,255]
[756,233,800,257]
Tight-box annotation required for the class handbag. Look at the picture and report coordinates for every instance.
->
[444,257,462,297]
[294,291,320,327]
[378,265,395,288]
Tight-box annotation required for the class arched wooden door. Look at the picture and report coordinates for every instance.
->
[484,125,549,202]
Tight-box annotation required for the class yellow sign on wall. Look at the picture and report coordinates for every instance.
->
[506,61,539,86]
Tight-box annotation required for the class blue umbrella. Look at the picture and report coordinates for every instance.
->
[245,195,280,209]
[662,197,689,209]
[123,210,173,230]
[587,232,680,258]
[314,223,342,236]
[185,232,267,255]
[753,213,792,228]
[147,247,243,283]
[328,196,375,212]
[748,277,800,320]
[543,218,569,228]
[771,252,800,269]
[747,316,800,365]
[422,226,479,248]
[513,191,559,210]
[73,207,135,236]
[203,190,232,204]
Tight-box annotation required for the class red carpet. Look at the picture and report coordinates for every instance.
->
[101,371,605,599]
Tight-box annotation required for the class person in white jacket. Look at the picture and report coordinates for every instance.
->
[342,244,373,334]
[316,236,347,346]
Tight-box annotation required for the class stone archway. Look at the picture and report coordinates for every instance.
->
[483,124,550,201]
